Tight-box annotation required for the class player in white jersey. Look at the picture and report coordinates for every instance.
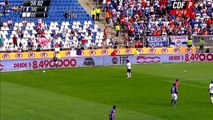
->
[209,81,213,104]
[126,60,131,79]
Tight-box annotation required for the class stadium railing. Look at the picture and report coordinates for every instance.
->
[192,35,213,47]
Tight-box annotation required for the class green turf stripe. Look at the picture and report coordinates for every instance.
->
[1,81,164,120]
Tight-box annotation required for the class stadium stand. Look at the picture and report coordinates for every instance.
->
[0,0,213,52]
[0,0,105,52]
[103,0,213,41]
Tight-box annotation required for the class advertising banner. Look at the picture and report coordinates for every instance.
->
[147,36,168,47]
[0,48,196,60]
[1,53,212,72]
[170,36,188,47]
[0,57,104,72]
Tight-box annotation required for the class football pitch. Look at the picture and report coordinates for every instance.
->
[1,63,213,120]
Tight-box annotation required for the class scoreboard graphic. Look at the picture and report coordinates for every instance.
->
[22,0,51,18]
[169,0,194,16]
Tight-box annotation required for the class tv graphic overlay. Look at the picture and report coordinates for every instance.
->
[22,0,51,18]
[170,0,194,16]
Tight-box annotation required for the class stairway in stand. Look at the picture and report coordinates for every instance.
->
[77,0,124,47]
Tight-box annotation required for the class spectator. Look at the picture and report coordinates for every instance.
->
[0,20,3,27]
[0,11,2,17]
[109,36,114,47]
[105,10,110,24]
[7,18,13,27]
[0,35,3,47]
[81,37,86,46]
[12,35,17,48]
[17,28,23,38]
[3,0,10,14]
[59,41,63,49]
[187,37,192,48]
[91,8,96,21]
[27,38,33,50]
[7,42,13,52]
[55,43,60,52]
[56,51,61,60]
[50,39,55,49]
[114,41,118,49]
[18,5,23,13]
[76,48,82,55]
[87,27,92,36]
[12,5,19,12]
[103,26,108,39]
[18,42,23,51]
[0,1,5,7]
[40,29,45,37]
[199,38,205,53]
[18,42,23,48]
[96,7,100,21]
[64,11,69,18]
[115,23,120,37]
[71,11,76,19]
[22,19,27,26]
[37,44,41,51]
[110,50,116,56]
[206,48,210,53]
[102,39,107,48]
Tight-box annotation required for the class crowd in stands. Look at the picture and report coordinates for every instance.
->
[0,19,113,52]
[101,0,213,43]
[64,11,77,19]
[0,0,22,14]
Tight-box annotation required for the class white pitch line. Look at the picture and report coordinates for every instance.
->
[180,78,212,82]
[167,81,208,89]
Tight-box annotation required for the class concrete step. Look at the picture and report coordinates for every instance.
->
[77,0,122,43]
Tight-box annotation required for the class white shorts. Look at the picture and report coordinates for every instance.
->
[171,94,178,100]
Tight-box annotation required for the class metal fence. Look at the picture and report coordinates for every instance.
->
[131,35,213,48]
[192,35,213,47]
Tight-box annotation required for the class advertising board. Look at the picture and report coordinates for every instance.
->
[1,53,212,72]
[0,48,196,60]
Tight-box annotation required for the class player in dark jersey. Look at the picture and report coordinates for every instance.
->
[171,83,178,106]
[109,105,116,120]
[175,79,179,88]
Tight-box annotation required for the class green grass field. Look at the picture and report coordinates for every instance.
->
[1,63,213,120]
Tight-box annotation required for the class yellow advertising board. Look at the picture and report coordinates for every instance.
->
[0,47,196,60]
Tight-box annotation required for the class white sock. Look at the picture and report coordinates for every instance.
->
[211,97,213,103]
[127,73,129,78]
[129,73,131,78]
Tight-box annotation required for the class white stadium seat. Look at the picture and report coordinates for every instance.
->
[0,20,104,51]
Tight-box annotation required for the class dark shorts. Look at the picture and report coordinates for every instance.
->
[187,45,192,48]
[127,69,131,73]
[210,93,213,97]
